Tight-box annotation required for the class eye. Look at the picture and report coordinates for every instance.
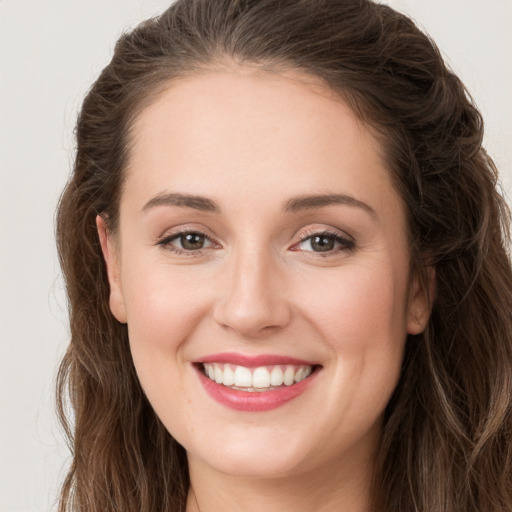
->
[294,231,354,254]
[157,230,217,253]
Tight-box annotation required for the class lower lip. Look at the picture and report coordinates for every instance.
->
[195,366,319,412]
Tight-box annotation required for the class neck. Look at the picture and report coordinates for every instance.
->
[186,449,376,512]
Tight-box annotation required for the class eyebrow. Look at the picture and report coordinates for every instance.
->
[141,191,376,217]
[141,192,220,213]
[283,194,376,217]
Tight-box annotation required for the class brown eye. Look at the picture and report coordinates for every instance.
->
[180,232,206,250]
[158,231,215,253]
[297,232,354,254]
[309,235,336,252]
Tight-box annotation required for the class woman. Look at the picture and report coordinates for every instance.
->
[55,0,512,510]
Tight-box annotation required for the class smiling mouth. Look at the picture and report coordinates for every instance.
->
[199,362,318,392]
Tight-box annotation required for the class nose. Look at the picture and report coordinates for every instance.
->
[212,247,293,338]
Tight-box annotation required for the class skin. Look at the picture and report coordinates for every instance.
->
[97,66,431,512]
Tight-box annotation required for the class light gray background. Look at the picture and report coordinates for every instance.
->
[0,1,511,511]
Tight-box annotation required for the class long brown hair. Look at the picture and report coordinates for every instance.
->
[56,1,512,510]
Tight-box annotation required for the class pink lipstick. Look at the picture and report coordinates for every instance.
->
[194,353,320,412]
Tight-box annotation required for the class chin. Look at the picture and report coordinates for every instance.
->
[186,427,315,479]
[198,453,309,480]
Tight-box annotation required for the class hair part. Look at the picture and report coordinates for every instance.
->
[56,1,512,510]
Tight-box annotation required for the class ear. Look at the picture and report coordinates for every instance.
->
[96,215,127,323]
[406,267,435,335]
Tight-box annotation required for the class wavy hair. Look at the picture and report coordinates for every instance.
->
[56,1,512,510]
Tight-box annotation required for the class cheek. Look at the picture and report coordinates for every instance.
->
[120,260,212,388]
[295,259,410,416]
[120,262,215,431]
[278,260,410,461]
[299,260,410,349]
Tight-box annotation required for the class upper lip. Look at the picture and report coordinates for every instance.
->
[195,352,319,367]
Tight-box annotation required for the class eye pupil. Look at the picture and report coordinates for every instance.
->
[181,233,205,250]
[311,235,335,252]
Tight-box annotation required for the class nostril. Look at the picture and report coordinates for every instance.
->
[212,271,292,336]
[212,302,293,338]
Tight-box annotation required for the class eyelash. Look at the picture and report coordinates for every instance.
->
[292,229,355,256]
[156,228,355,257]
[156,230,219,257]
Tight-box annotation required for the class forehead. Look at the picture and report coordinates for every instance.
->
[124,68,399,219]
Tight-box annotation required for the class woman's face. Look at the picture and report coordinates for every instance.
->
[98,68,430,481]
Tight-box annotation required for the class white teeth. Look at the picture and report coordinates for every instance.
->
[202,362,314,390]
[252,367,271,388]
[283,366,295,386]
[270,366,284,386]
[214,364,223,384]
[222,365,235,386]
[234,366,252,387]
[294,367,305,383]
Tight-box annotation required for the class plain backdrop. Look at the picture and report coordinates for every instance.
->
[0,1,511,511]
